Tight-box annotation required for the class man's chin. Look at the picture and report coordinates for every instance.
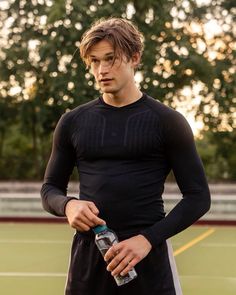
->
[100,87,115,94]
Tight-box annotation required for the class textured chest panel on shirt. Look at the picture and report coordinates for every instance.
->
[72,109,161,159]
[71,111,106,157]
[123,110,160,155]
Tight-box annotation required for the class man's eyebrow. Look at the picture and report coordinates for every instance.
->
[89,52,115,58]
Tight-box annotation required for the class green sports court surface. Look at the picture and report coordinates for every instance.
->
[0,223,235,295]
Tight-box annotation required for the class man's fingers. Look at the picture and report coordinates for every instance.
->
[108,253,135,276]
[104,235,152,277]
[70,205,106,230]
[66,200,106,231]
[83,206,106,226]
[91,214,106,226]
[88,202,100,215]
[107,252,127,272]
[104,244,121,262]
[83,202,106,225]
[119,258,138,276]
[71,220,90,231]
[105,244,125,270]
[71,211,100,228]
[75,213,96,228]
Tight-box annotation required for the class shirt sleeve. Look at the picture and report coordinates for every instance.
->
[141,110,211,248]
[40,113,77,216]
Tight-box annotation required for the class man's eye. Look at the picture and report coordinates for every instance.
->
[91,59,99,64]
[106,56,114,61]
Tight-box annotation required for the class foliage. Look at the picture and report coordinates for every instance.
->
[197,130,236,181]
[0,0,235,180]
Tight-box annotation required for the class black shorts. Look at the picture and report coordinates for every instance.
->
[65,231,182,295]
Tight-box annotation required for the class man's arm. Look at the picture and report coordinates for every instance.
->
[40,114,77,216]
[40,113,106,229]
[104,110,210,277]
[140,111,211,248]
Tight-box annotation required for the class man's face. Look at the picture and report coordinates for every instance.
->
[88,39,138,96]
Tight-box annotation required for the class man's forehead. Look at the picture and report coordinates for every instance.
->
[89,51,114,58]
[88,40,115,58]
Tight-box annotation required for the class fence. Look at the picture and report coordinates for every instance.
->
[0,182,235,223]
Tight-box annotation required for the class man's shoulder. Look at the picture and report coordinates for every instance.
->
[144,94,192,136]
[68,97,99,115]
[61,97,100,122]
[144,94,182,120]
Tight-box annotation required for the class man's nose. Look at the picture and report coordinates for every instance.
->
[98,61,109,75]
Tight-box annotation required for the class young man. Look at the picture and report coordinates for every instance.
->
[41,18,211,295]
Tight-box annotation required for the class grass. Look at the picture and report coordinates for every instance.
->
[0,223,235,295]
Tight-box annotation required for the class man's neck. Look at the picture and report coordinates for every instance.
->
[102,88,142,108]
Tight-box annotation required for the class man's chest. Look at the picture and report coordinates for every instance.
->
[71,109,163,159]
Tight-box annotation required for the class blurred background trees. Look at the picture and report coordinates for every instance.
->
[0,0,235,181]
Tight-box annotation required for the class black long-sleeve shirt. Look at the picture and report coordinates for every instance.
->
[41,93,211,248]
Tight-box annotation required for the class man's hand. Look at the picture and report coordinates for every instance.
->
[65,199,106,231]
[104,235,152,277]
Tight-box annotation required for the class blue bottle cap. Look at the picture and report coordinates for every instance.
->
[92,224,108,234]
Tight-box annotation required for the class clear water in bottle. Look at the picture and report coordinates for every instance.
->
[93,225,137,286]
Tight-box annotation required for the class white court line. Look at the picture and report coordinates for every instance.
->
[1,273,235,280]
[180,275,236,281]
[2,240,234,247]
[198,243,236,247]
[0,272,67,277]
[173,242,236,248]
[0,239,70,244]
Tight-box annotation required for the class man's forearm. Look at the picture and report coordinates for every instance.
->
[141,187,211,248]
[40,183,77,216]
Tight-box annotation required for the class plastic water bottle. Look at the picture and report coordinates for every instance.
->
[93,224,138,286]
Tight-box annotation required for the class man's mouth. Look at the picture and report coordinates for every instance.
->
[99,78,113,82]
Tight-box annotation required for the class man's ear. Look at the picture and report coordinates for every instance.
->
[131,52,141,68]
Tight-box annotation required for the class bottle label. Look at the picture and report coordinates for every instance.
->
[115,268,138,286]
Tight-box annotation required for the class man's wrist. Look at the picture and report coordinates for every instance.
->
[64,197,79,216]
[138,234,152,250]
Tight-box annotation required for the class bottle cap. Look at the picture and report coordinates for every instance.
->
[92,224,108,234]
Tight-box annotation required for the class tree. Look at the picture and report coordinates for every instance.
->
[0,94,17,158]
[0,0,235,180]
[197,130,236,181]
